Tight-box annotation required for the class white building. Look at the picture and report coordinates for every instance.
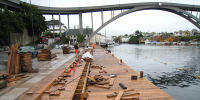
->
[90,33,106,44]
[119,36,130,43]
[66,28,93,43]
[174,31,181,36]
[46,20,67,34]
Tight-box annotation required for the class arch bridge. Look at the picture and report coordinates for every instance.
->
[1,1,200,43]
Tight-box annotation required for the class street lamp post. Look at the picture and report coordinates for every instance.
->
[30,0,35,48]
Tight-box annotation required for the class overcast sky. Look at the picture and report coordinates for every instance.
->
[21,0,200,37]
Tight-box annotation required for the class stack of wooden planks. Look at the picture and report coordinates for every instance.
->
[37,49,51,61]
[19,52,32,72]
[7,43,21,75]
[62,46,70,54]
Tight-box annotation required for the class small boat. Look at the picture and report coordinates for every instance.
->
[156,42,162,45]
[107,42,114,47]
[190,39,200,45]
[151,41,157,44]
[114,43,119,46]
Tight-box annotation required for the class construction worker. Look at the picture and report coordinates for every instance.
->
[92,43,95,49]
[74,43,79,54]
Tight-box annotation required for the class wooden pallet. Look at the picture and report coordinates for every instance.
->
[62,47,70,54]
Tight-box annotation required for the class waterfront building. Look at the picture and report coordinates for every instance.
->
[119,36,130,43]
[66,28,93,43]
[90,33,106,44]
[182,31,190,36]
[174,31,181,36]
[46,20,67,34]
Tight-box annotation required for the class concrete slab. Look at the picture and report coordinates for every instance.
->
[0,88,29,100]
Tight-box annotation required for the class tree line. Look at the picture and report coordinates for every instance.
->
[0,2,47,46]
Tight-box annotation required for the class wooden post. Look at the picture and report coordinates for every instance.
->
[140,71,143,78]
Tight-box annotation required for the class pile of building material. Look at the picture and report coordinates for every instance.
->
[62,46,70,54]
[19,52,32,72]
[7,43,21,75]
[37,49,52,61]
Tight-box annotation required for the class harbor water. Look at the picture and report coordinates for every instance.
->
[107,44,200,100]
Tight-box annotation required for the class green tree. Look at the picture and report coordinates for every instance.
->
[124,34,128,36]
[194,32,198,35]
[62,37,72,44]
[113,37,120,43]
[135,30,140,33]
[77,33,85,43]
[169,32,174,35]
[0,2,47,46]
[129,36,139,44]
[0,7,25,46]
[20,2,47,35]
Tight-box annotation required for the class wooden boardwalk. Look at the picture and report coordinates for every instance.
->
[87,47,174,100]
[15,46,174,100]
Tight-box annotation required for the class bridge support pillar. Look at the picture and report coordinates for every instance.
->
[59,13,61,37]
[67,14,70,29]
[52,14,55,38]
[79,12,83,34]
[91,12,93,31]
[101,10,104,25]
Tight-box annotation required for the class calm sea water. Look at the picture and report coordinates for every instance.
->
[107,44,200,100]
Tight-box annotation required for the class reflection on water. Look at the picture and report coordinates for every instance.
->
[146,66,200,89]
[107,44,200,100]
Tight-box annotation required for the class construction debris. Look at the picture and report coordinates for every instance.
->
[62,46,70,54]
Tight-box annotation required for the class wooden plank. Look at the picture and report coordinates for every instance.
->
[87,76,96,82]
[115,91,124,100]
[6,73,25,79]
[107,91,140,98]
[121,97,139,100]
[94,85,111,89]
[9,45,15,74]
[7,55,11,75]
[109,78,115,86]
[14,54,20,74]
[36,79,56,94]
[7,77,23,82]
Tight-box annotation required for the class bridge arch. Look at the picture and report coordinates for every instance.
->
[84,6,200,43]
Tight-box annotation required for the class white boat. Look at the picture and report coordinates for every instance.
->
[156,42,162,45]
[114,43,119,46]
[191,42,200,45]
[107,42,114,47]
[145,39,151,44]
